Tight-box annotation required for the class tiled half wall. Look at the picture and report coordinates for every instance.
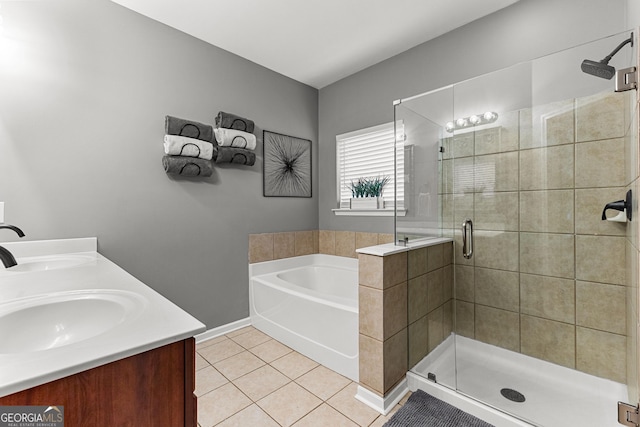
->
[358,242,454,397]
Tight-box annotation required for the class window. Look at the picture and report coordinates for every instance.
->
[336,121,404,210]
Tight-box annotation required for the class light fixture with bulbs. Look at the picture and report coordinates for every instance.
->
[445,111,498,133]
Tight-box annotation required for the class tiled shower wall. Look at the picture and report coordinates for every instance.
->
[248,230,393,263]
[442,91,634,383]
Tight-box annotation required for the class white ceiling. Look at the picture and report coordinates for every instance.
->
[110,0,520,89]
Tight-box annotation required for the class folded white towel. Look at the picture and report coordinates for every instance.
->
[163,134,213,160]
[214,128,257,150]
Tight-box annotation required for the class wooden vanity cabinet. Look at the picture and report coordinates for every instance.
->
[0,338,197,427]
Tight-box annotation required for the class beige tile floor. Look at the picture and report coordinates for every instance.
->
[196,326,411,427]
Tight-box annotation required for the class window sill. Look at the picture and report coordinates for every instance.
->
[332,208,407,217]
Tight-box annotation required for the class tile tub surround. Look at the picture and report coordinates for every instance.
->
[441,90,634,383]
[248,230,394,263]
[195,326,411,427]
[357,240,454,397]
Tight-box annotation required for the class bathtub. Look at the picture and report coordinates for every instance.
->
[249,254,358,381]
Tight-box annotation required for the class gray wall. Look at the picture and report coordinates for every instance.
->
[318,0,628,233]
[628,0,640,28]
[0,0,318,329]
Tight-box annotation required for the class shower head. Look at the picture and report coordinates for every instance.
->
[580,59,616,80]
[581,32,634,80]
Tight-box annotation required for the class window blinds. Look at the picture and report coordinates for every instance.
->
[336,122,404,209]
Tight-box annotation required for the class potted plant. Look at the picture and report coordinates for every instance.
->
[349,176,389,209]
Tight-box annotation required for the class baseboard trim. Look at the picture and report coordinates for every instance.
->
[195,317,252,344]
[355,378,408,415]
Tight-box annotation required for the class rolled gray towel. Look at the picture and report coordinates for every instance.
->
[213,146,256,166]
[162,155,213,177]
[215,111,255,133]
[165,115,214,143]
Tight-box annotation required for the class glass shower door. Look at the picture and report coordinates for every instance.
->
[448,60,535,422]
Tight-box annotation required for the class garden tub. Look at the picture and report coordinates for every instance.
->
[249,254,358,381]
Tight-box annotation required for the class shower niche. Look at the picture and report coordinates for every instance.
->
[395,30,639,427]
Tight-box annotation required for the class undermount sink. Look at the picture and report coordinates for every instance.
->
[0,254,95,274]
[0,290,146,354]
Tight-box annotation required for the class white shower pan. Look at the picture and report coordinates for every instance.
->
[409,334,627,427]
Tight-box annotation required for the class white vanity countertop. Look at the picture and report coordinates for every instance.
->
[0,238,206,398]
[356,237,453,256]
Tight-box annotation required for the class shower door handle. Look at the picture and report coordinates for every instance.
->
[462,219,473,259]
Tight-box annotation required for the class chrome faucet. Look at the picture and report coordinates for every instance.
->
[0,223,25,268]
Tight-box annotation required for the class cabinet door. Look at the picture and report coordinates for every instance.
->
[0,339,195,427]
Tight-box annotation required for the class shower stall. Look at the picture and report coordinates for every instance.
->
[394,30,639,427]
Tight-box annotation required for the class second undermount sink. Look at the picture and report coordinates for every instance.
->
[0,290,147,354]
[0,254,95,274]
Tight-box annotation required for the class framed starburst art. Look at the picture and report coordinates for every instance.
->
[263,131,312,197]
